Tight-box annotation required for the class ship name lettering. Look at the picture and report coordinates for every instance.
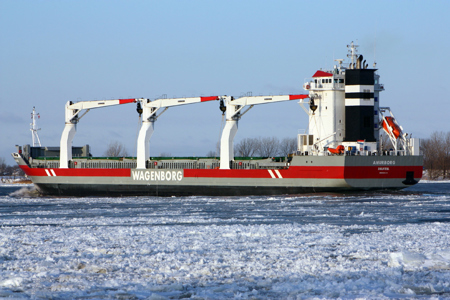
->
[132,170,183,181]
[373,160,395,165]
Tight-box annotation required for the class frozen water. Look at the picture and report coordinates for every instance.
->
[1,183,450,299]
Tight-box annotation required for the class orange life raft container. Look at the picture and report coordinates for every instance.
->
[382,116,402,139]
[328,145,345,154]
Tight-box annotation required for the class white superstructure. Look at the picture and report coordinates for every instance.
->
[298,41,417,157]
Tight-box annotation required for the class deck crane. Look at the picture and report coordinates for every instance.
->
[219,94,309,169]
[136,96,219,169]
[60,98,138,168]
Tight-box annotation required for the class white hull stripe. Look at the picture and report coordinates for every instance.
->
[274,170,283,178]
[268,169,283,179]
[45,169,57,176]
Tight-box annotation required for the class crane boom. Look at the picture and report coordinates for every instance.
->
[145,96,218,109]
[140,96,218,121]
[65,98,137,123]
[230,94,307,107]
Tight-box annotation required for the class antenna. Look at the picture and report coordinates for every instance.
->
[30,107,42,147]
[373,26,377,68]
[335,59,344,70]
[347,41,359,67]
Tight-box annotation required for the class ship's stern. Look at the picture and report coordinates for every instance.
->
[343,155,423,190]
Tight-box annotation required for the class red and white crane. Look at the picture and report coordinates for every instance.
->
[60,98,138,168]
[219,94,309,169]
[136,96,219,169]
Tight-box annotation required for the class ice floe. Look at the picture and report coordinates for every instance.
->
[0,183,449,299]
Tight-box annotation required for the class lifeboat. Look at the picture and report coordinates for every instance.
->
[328,145,345,154]
[382,117,402,139]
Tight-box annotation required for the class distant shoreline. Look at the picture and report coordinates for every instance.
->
[0,177,32,184]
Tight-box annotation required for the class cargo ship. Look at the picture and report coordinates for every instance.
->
[13,42,423,196]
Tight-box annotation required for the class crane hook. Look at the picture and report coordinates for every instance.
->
[219,98,226,115]
[136,102,143,116]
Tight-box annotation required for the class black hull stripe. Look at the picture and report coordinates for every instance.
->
[35,183,405,197]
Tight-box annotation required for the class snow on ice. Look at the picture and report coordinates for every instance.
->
[0,183,450,299]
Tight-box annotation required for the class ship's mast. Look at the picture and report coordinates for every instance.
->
[30,107,42,147]
[347,41,359,68]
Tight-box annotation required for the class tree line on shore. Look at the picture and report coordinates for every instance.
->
[206,137,297,158]
[103,137,298,158]
[421,131,450,180]
[234,137,297,157]
[0,157,24,178]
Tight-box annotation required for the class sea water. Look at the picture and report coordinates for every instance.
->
[1,182,450,299]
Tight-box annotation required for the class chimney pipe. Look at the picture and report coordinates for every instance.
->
[356,55,363,69]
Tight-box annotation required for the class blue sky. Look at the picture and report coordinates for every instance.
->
[1,0,449,165]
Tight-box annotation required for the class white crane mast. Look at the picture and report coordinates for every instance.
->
[219,94,309,169]
[30,107,42,147]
